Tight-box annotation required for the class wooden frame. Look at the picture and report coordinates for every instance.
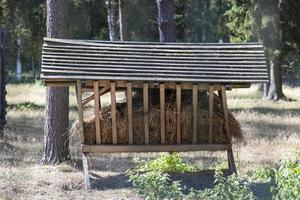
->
[75,81,236,189]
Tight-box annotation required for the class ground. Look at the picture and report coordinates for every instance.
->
[0,82,299,199]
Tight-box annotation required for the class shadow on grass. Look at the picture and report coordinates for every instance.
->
[230,107,300,116]
[75,154,222,173]
[88,169,272,199]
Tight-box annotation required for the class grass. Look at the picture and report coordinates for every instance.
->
[1,83,300,199]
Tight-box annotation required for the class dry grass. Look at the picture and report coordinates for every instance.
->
[1,83,299,199]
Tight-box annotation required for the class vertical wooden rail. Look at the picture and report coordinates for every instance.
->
[176,84,181,144]
[93,81,101,144]
[110,82,117,144]
[143,83,149,144]
[160,84,165,144]
[76,80,85,144]
[127,82,133,144]
[208,85,214,143]
[192,85,198,144]
[221,85,231,141]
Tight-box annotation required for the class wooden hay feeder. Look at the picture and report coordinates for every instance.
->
[41,38,268,189]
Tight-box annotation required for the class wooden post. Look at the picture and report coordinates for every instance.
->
[93,81,101,144]
[192,85,198,144]
[111,82,117,144]
[127,82,133,144]
[160,84,165,144]
[176,84,181,144]
[227,149,237,174]
[82,152,91,189]
[208,85,214,143]
[143,83,149,144]
[221,85,231,141]
[76,80,85,144]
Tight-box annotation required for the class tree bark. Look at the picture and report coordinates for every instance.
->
[41,0,70,164]
[156,0,176,42]
[105,0,118,41]
[118,0,128,41]
[267,57,285,100]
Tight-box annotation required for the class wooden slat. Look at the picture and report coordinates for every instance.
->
[82,93,94,106]
[176,84,181,144]
[43,58,266,65]
[160,84,165,144]
[42,64,268,72]
[76,80,85,144]
[208,85,214,143]
[127,82,133,144]
[110,82,117,144]
[42,54,266,61]
[45,37,261,45]
[192,85,198,144]
[42,61,267,69]
[81,144,232,153]
[82,153,91,189]
[143,83,149,144]
[42,74,269,83]
[221,85,231,141]
[93,81,101,144]
[43,50,266,58]
[41,69,269,79]
[44,42,264,50]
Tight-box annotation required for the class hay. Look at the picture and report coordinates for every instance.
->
[70,92,244,145]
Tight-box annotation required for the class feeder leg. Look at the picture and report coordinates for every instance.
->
[82,152,91,189]
[227,149,237,174]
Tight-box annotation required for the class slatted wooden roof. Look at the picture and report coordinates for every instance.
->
[41,38,269,85]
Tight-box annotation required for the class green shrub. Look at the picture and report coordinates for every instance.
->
[187,169,255,200]
[127,158,183,200]
[144,153,197,173]
[271,160,300,200]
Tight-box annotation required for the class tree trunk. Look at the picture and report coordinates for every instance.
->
[267,57,286,100]
[156,0,176,42]
[41,0,70,164]
[118,0,128,41]
[106,0,118,41]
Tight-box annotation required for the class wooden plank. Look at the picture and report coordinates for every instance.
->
[227,149,237,174]
[93,81,101,144]
[43,58,266,65]
[160,84,165,144]
[42,54,266,61]
[42,65,268,74]
[43,50,266,58]
[192,85,198,144]
[44,38,263,48]
[42,75,269,84]
[81,144,232,153]
[82,152,91,189]
[41,70,269,80]
[143,83,149,144]
[44,42,264,50]
[42,62,267,69]
[221,85,231,141]
[208,85,214,143]
[110,82,117,144]
[127,82,133,144]
[82,93,94,106]
[76,80,85,144]
[44,37,262,45]
[176,84,181,144]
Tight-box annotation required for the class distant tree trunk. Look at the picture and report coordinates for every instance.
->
[156,0,176,42]
[105,0,118,41]
[41,0,70,164]
[267,57,285,100]
[118,0,128,41]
